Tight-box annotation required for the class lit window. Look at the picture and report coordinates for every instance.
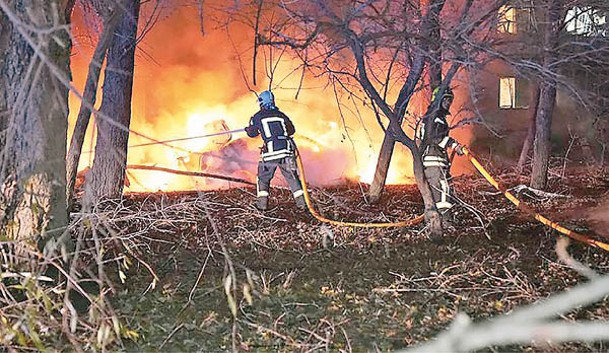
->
[499,77,529,109]
[565,7,606,37]
[499,77,516,108]
[498,6,517,34]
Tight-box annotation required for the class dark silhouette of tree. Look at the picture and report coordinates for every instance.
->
[530,0,564,189]
[368,0,447,205]
[85,0,141,204]
[66,1,124,206]
[0,0,73,258]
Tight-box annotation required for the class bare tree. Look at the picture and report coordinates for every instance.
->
[0,0,72,257]
[223,0,507,235]
[84,0,141,204]
[0,2,128,350]
[530,0,564,189]
[367,0,447,205]
[554,1,609,166]
[65,1,125,206]
[489,1,609,181]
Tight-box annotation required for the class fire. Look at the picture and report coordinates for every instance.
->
[357,160,406,185]
[357,160,378,185]
[67,4,472,193]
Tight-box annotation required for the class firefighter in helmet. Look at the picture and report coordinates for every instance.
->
[419,87,464,223]
[245,90,307,211]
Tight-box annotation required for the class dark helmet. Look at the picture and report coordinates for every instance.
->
[431,87,454,102]
[257,90,275,109]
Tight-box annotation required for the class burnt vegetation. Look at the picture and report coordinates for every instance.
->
[1,0,609,352]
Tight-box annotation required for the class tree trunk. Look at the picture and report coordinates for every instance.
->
[517,82,540,173]
[390,124,443,236]
[0,0,71,258]
[412,151,443,235]
[530,0,563,189]
[368,0,445,203]
[368,55,426,203]
[368,136,398,203]
[422,0,444,238]
[85,0,140,204]
[531,84,557,189]
[66,9,123,206]
[428,0,443,90]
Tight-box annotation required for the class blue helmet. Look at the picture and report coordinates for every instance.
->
[257,90,275,109]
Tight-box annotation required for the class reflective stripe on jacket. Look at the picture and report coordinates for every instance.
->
[246,108,296,161]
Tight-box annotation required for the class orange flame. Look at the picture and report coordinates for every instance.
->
[68,5,472,193]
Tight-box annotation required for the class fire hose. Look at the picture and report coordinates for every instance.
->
[296,145,609,251]
[294,147,425,228]
[461,146,609,252]
[125,128,609,250]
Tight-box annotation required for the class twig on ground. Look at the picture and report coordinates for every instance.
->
[401,275,609,352]
[158,323,184,350]
[555,237,598,280]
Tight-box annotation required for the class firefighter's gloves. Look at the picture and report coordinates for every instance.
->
[245,125,257,137]
[453,143,465,156]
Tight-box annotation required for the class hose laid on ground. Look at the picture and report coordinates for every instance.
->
[122,127,608,244]
[462,146,609,252]
[295,148,425,228]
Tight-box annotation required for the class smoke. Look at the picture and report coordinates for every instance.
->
[68,1,473,192]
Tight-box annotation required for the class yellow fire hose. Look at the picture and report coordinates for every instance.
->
[462,146,609,252]
[294,145,609,251]
[295,150,425,228]
[121,126,608,249]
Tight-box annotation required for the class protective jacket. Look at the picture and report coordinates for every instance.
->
[245,107,305,211]
[245,108,296,162]
[419,106,459,213]
[420,107,458,168]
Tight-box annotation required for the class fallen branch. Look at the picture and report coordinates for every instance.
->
[401,275,609,352]
[159,323,184,350]
[511,184,570,200]
[479,185,570,199]
[555,237,598,280]
[126,165,256,186]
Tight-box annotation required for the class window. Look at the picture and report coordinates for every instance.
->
[565,7,606,37]
[498,5,536,34]
[498,6,517,34]
[499,77,530,109]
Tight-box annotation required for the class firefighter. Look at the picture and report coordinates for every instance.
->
[419,87,464,224]
[245,90,307,211]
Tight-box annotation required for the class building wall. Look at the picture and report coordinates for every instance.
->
[468,59,605,167]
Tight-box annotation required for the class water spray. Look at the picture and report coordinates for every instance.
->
[128,128,246,149]
[81,128,246,155]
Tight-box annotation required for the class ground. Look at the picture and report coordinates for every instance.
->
[89,165,609,352]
